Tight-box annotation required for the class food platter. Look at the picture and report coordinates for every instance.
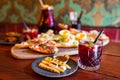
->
[0,32,23,45]
[0,37,24,45]
[10,39,109,59]
[31,56,78,78]
[10,29,110,59]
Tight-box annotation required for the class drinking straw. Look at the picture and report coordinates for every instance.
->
[39,0,44,7]
[77,10,83,22]
[21,21,30,30]
[93,29,104,44]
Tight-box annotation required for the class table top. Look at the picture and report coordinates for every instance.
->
[0,41,120,80]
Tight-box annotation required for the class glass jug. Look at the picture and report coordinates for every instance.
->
[38,6,56,33]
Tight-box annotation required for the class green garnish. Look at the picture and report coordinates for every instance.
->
[43,45,47,49]
[53,35,59,38]
[60,37,66,42]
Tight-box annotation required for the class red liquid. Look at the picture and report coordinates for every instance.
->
[78,41,102,68]
[39,7,56,33]
[23,29,38,40]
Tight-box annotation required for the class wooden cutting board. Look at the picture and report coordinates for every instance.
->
[11,46,78,59]
[11,39,110,59]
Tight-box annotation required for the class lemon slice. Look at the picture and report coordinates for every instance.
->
[76,33,87,40]
[59,30,70,37]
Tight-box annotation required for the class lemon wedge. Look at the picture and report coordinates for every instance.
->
[59,30,70,37]
[76,33,87,40]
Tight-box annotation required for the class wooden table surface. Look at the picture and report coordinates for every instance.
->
[0,41,120,80]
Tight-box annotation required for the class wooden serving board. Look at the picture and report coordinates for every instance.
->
[11,46,78,59]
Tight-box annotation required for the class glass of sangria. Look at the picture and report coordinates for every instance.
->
[23,27,38,40]
[78,40,103,71]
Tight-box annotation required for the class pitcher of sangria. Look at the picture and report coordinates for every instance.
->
[38,5,56,33]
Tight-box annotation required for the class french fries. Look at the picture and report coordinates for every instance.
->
[38,57,71,73]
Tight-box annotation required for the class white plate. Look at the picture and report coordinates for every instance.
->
[102,39,110,46]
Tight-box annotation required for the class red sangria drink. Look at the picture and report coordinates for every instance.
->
[23,28,38,40]
[38,5,56,33]
[78,41,103,71]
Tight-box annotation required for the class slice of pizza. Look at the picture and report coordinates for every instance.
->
[14,41,30,48]
[29,40,58,54]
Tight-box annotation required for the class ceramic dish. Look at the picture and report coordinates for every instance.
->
[0,37,24,45]
[32,56,78,78]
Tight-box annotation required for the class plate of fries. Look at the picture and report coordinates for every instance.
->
[32,56,78,78]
